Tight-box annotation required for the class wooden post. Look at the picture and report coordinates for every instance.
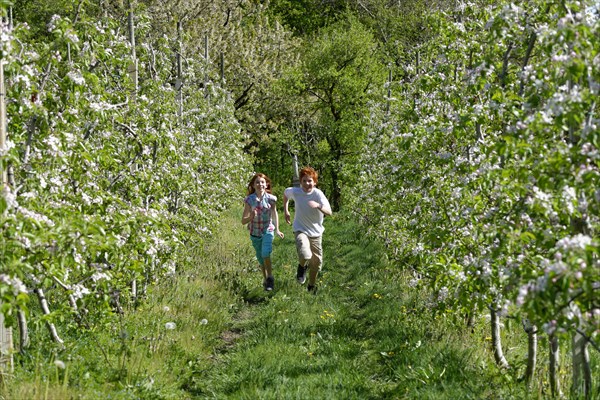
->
[220,52,224,83]
[386,64,392,115]
[0,312,13,373]
[204,34,209,99]
[292,154,300,187]
[176,20,183,119]
[127,0,138,100]
[522,319,537,387]
[127,0,139,301]
[0,20,14,372]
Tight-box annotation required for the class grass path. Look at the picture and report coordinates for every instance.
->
[2,211,594,399]
[186,212,506,399]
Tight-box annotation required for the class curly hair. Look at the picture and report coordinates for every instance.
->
[299,166,318,185]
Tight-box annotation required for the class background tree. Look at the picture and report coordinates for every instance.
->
[281,12,384,209]
[268,0,347,36]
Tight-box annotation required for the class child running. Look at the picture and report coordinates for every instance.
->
[283,167,332,294]
[242,173,284,291]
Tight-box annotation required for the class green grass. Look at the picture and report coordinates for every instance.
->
[2,210,598,399]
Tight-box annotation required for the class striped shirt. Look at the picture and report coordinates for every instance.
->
[244,193,276,237]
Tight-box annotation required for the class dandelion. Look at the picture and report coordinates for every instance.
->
[165,322,176,330]
[163,306,170,312]
[54,360,66,369]
[200,319,208,325]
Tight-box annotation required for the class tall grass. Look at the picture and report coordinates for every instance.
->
[1,210,598,399]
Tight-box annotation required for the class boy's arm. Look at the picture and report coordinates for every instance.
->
[308,192,332,216]
[283,190,292,225]
[317,201,332,216]
[318,193,332,216]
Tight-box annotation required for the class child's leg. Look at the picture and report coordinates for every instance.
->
[294,232,312,266]
[261,231,275,277]
[307,236,323,286]
[251,235,265,275]
[263,258,272,278]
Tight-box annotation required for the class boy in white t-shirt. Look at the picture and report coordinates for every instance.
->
[283,167,332,293]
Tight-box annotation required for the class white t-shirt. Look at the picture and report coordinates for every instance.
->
[284,186,330,237]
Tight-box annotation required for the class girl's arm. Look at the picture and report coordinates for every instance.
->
[241,202,255,225]
[272,204,284,239]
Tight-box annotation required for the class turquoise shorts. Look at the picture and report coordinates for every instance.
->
[250,230,274,266]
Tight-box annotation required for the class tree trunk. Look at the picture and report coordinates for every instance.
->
[35,288,65,347]
[490,307,510,369]
[571,331,591,399]
[325,134,342,212]
[330,165,341,212]
[549,334,562,398]
[17,309,29,351]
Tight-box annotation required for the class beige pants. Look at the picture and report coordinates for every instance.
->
[294,232,322,271]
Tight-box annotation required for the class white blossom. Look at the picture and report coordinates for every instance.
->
[2,186,18,210]
[91,272,111,282]
[66,70,85,86]
[0,138,14,156]
[71,284,90,301]
[0,274,28,295]
[556,234,592,250]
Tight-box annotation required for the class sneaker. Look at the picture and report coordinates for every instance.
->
[296,264,307,284]
[307,284,317,294]
[265,276,274,291]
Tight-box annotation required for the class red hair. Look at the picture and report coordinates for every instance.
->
[299,167,318,185]
[247,173,273,195]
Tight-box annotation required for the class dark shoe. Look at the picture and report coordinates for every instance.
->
[307,284,317,294]
[265,276,274,291]
[296,264,307,284]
